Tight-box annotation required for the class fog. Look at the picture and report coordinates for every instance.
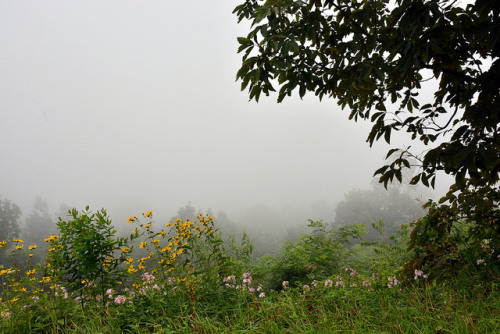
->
[0,1,449,229]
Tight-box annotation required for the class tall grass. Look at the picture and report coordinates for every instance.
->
[0,210,498,333]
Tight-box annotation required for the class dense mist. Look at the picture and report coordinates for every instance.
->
[1,1,449,245]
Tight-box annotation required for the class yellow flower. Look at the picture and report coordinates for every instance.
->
[26,269,36,276]
[40,276,51,283]
[127,216,137,223]
[139,241,147,249]
[121,247,130,253]
[158,230,166,237]
[0,241,7,248]
[0,269,12,276]
[44,235,58,242]
[28,245,37,250]
[12,238,23,243]
[144,210,153,218]
[124,257,133,264]
[128,265,138,274]
[15,245,24,250]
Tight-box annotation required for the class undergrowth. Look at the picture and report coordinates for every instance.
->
[0,208,498,333]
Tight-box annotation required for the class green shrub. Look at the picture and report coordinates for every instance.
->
[46,207,129,306]
[255,220,366,289]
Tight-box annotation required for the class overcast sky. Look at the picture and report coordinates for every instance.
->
[0,1,448,225]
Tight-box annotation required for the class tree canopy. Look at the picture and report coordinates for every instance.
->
[0,197,22,242]
[234,0,499,279]
[234,0,499,189]
[334,182,425,241]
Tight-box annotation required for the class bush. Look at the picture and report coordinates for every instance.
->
[46,207,129,306]
[255,220,366,289]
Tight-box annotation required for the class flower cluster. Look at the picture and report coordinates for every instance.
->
[138,272,161,295]
[223,273,263,297]
[344,266,358,276]
[414,269,428,280]
[387,276,398,288]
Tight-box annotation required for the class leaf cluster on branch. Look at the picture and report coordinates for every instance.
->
[234,0,499,191]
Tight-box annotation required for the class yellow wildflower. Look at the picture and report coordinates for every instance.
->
[0,269,12,276]
[127,216,137,223]
[15,245,24,250]
[44,235,58,242]
[13,238,23,243]
[144,210,153,218]
[160,246,170,253]
[28,245,37,250]
[139,241,147,249]
[0,241,7,248]
[128,265,138,274]
[40,276,51,283]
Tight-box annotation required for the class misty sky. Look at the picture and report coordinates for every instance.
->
[0,1,448,224]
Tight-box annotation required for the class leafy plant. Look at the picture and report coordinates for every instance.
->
[257,220,366,289]
[46,207,129,307]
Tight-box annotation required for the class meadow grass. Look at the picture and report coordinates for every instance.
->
[1,211,498,333]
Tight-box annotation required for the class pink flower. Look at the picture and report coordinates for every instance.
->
[388,276,398,287]
[114,295,126,304]
[258,292,265,298]
[324,280,333,288]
